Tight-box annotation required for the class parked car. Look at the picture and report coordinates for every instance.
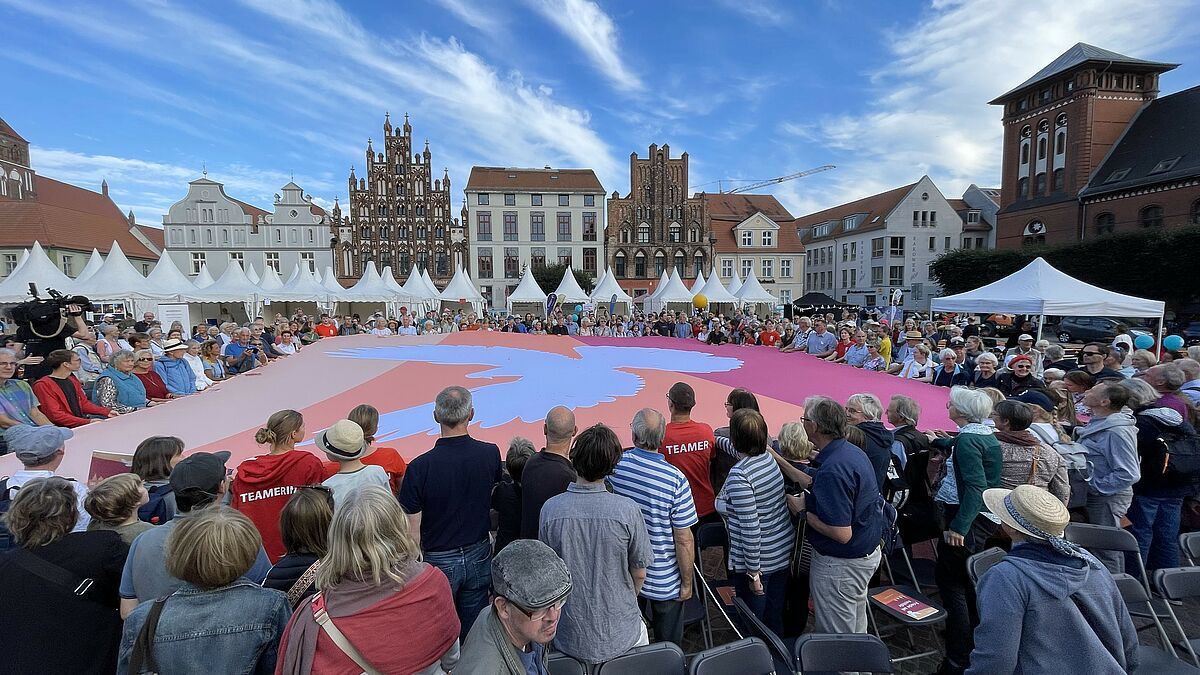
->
[1054,317,1152,344]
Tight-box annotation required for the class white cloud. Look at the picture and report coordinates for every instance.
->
[432,0,504,35]
[779,0,1200,216]
[713,0,790,27]
[526,0,643,92]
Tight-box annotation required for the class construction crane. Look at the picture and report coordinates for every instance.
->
[697,164,835,194]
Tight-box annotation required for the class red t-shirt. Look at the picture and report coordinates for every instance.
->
[835,340,852,358]
[661,420,717,517]
[313,323,338,338]
[323,446,408,494]
[759,330,781,347]
[232,450,325,561]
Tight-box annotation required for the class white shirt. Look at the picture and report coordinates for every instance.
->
[276,342,298,355]
[396,325,418,336]
[370,327,393,336]
[182,353,214,391]
[7,470,90,531]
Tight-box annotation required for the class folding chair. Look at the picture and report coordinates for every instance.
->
[1180,532,1200,566]
[693,522,734,648]
[1113,574,1200,674]
[967,547,1007,587]
[1065,523,1175,629]
[547,652,587,675]
[731,597,796,674]
[868,543,946,664]
[595,642,686,675]
[793,633,895,674]
[1153,567,1200,667]
[687,637,776,675]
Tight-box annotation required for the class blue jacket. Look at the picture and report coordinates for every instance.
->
[967,542,1138,674]
[118,580,291,675]
[1075,410,1140,495]
[154,356,196,396]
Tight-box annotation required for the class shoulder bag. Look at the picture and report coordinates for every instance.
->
[285,560,322,607]
[7,547,105,606]
[312,592,381,675]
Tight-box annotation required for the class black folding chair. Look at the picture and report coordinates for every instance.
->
[1180,532,1200,566]
[1065,523,1175,628]
[868,544,946,664]
[793,633,895,674]
[687,637,776,675]
[967,546,1007,587]
[547,652,587,675]
[1154,567,1200,667]
[595,642,686,675]
[693,522,734,648]
[731,597,796,674]
[1113,574,1200,673]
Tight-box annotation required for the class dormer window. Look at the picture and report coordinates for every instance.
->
[1104,169,1131,184]
[1149,157,1181,175]
[741,230,753,246]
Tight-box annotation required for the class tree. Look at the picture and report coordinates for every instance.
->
[532,262,595,295]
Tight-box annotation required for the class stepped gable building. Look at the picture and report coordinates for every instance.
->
[605,144,709,297]
[0,116,161,280]
[335,113,465,285]
[990,43,1200,247]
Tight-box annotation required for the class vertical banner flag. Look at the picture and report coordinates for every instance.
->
[609,293,617,317]
[546,293,558,318]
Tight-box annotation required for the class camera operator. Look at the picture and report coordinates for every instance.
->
[7,293,90,382]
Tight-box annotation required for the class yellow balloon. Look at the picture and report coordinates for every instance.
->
[693,293,708,309]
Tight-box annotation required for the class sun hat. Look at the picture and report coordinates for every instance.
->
[162,338,189,352]
[984,485,1103,568]
[317,419,367,460]
[492,539,572,610]
[904,330,923,340]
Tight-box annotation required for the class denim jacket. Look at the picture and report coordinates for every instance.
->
[118,579,292,675]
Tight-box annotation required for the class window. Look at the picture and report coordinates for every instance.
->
[3,254,16,275]
[762,231,774,247]
[190,252,206,274]
[1023,234,1046,246]
[673,251,685,276]
[930,212,936,225]
[1035,172,1046,195]
[634,251,646,277]
[1052,168,1065,192]
[655,252,666,277]
[1095,212,1115,235]
[477,193,489,205]
[504,193,516,206]
[558,247,572,266]
[228,252,243,268]
[1104,168,1131,184]
[693,252,704,277]
[842,243,849,261]
[761,259,773,278]
[265,252,280,272]
[976,237,985,248]
[889,236,905,257]
[530,247,546,269]
[503,212,518,241]
[583,248,596,273]
[436,251,448,276]
[504,248,519,278]
[1149,157,1181,175]
[921,211,927,226]
[583,212,597,241]
[871,237,884,259]
[1140,205,1164,228]
[221,229,230,245]
[669,224,681,243]
[614,251,626,277]
[477,212,492,241]
[721,258,733,278]
[963,238,973,249]
[530,212,545,241]
[741,259,753,278]
[531,194,543,206]
[871,266,883,286]
[557,213,572,241]
[967,211,980,223]
[584,194,595,207]
[850,242,857,260]
[1037,137,1046,160]
[638,224,650,243]
[399,250,411,272]
[1020,143,1030,164]
[300,252,314,272]
[142,263,151,275]
[741,230,753,246]
[780,258,791,278]
[558,194,570,206]
[1055,131,1065,155]
[1018,177,1029,199]
[842,269,849,288]
[944,236,951,250]
[889,265,904,286]
[61,255,73,276]
[929,236,936,251]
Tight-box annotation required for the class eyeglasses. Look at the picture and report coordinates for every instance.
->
[0,362,17,368]
[1013,365,1031,370]
[506,597,567,621]
[136,357,153,362]
[1080,351,1101,356]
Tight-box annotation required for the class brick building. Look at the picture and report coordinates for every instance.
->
[990,43,1199,247]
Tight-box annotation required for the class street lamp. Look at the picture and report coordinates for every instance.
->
[708,233,718,276]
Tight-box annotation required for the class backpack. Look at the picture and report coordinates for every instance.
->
[884,450,909,510]
[0,478,16,551]
[880,501,902,556]
[1030,425,1091,509]
[138,483,175,525]
[1134,412,1200,489]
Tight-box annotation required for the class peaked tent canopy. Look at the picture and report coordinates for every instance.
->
[654,269,697,304]
[274,264,329,302]
[725,268,744,297]
[735,270,779,304]
[144,253,203,301]
[507,265,548,311]
[552,267,590,303]
[197,260,262,302]
[696,272,740,304]
[643,270,672,304]
[245,264,261,285]
[75,249,105,285]
[793,292,854,311]
[378,266,414,303]
[0,241,75,302]
[70,241,156,300]
[690,270,706,295]
[421,268,442,297]
[258,266,285,293]
[12,249,29,275]
[321,266,349,297]
[193,265,215,289]
[440,265,484,302]
[401,265,439,302]
[345,265,393,303]
[590,267,634,304]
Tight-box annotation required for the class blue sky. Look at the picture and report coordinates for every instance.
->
[3,0,1198,226]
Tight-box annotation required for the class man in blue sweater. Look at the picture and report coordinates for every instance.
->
[968,485,1138,674]
[154,340,196,397]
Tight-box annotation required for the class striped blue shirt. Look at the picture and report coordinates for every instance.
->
[609,448,699,600]
[714,452,793,573]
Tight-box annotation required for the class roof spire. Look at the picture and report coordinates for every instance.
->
[201,162,207,177]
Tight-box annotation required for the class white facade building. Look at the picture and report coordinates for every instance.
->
[706,193,803,306]
[163,178,334,280]
[463,167,605,308]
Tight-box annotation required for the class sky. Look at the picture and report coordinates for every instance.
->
[3,0,1199,227]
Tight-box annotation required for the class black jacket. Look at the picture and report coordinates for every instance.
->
[855,421,895,497]
[263,552,320,607]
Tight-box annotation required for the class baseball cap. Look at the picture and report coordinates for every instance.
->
[169,451,231,494]
[667,382,696,409]
[492,539,572,610]
[1018,333,1034,342]
[5,425,73,465]
[1011,390,1055,413]
[950,336,966,346]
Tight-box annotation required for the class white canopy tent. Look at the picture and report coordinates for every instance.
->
[192,265,216,289]
[650,269,697,312]
[930,256,1167,343]
[690,271,706,295]
[0,242,75,302]
[195,261,262,319]
[401,265,440,314]
[439,265,485,314]
[507,265,548,314]
[421,269,441,299]
[70,242,157,303]
[74,249,105,285]
[640,270,672,310]
[552,267,590,304]
[258,266,285,294]
[589,267,634,316]
[245,264,261,285]
[695,272,741,307]
[735,270,779,305]
[11,249,29,276]
[144,253,204,302]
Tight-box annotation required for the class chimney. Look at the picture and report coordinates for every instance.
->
[101,179,109,197]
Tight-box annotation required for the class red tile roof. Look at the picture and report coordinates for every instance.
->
[702,193,801,253]
[465,166,604,192]
[0,176,158,259]
[0,117,26,143]
[794,182,918,244]
[132,224,165,250]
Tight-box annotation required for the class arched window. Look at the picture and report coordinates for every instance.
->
[1017,177,1029,199]
[435,225,444,238]
[1140,205,1164,228]
[1035,172,1046,195]
[360,226,370,239]
[436,251,448,276]
[690,227,700,243]
[1052,168,1065,192]
[634,251,646,278]
[692,250,704,277]
[654,251,666,277]
[1020,143,1030,164]
[614,250,627,277]
[417,225,427,239]
[1037,137,1046,159]
[668,224,681,243]
[673,251,685,276]
[620,226,631,244]
[379,251,392,268]
[637,223,650,243]
[399,226,408,239]
[416,250,428,271]
[399,249,411,272]
[1094,212,1115,235]
[1191,199,1200,225]
[1055,131,1065,155]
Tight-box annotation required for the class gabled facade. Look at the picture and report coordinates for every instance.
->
[705,193,802,305]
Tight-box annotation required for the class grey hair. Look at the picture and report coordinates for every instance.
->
[631,408,666,451]
[975,352,999,367]
[0,347,15,360]
[1044,344,1065,360]
[938,348,957,361]
[1043,368,1065,382]
[110,349,136,367]
[1177,358,1200,381]
[235,327,251,336]
[1132,349,1159,367]
[1114,378,1160,409]
[434,386,473,426]
[802,396,846,439]
[506,436,536,460]
[847,393,883,421]
[889,395,920,426]
[777,422,814,461]
[134,349,154,361]
[948,386,994,423]
[1155,363,1187,391]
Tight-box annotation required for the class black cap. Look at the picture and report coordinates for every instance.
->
[667,382,696,409]
[1011,390,1055,413]
[169,451,231,494]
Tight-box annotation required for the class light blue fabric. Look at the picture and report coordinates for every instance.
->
[92,366,146,409]
[155,357,196,396]
[1075,411,1140,495]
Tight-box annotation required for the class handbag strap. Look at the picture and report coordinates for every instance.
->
[1027,446,1041,485]
[127,596,168,674]
[8,547,99,601]
[312,593,382,675]
[285,560,322,606]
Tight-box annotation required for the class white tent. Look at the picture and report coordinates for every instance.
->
[440,265,485,313]
[690,270,706,295]
[507,265,548,313]
[642,270,672,306]
[144,253,203,302]
[695,272,741,306]
[275,264,329,303]
[735,269,779,305]
[320,266,348,297]
[196,261,262,320]
[0,242,75,302]
[930,256,1166,342]
[379,266,417,307]
[70,242,156,301]
[345,265,393,303]
[421,268,442,298]
[258,266,285,293]
[193,265,215,289]
[552,267,590,304]
[590,267,634,315]
[653,269,697,308]
[11,249,29,276]
[75,249,105,285]
[725,268,744,297]
[245,264,261,285]
[400,265,439,312]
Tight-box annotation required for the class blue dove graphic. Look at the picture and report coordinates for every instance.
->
[325,344,743,443]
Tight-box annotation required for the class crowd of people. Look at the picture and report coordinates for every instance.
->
[4,302,1200,674]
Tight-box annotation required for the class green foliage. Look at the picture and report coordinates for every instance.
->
[532,262,595,295]
[929,226,1200,308]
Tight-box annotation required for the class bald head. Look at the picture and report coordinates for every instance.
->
[544,406,577,446]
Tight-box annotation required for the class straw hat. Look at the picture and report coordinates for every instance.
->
[317,419,367,460]
[983,485,1069,539]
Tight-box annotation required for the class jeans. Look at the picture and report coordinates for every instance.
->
[1085,487,1134,573]
[810,547,882,634]
[639,597,685,648]
[732,568,788,636]
[1128,494,1183,571]
[934,509,998,668]
[424,538,492,639]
